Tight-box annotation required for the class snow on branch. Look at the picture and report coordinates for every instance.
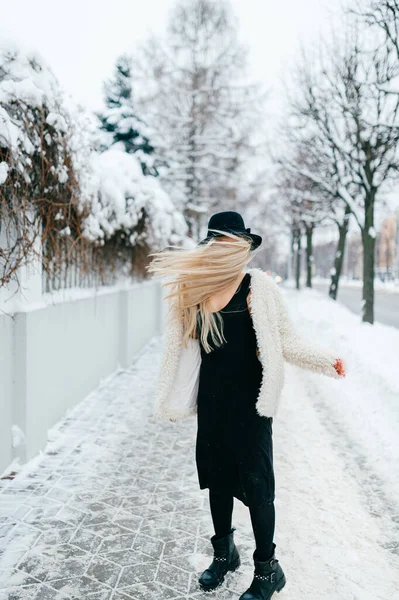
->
[0,36,188,290]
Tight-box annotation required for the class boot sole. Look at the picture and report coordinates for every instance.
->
[237,573,287,599]
[198,555,241,592]
[276,575,287,594]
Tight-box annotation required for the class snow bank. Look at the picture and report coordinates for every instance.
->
[81,147,187,247]
[313,276,399,294]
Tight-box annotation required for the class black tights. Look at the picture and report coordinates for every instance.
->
[209,487,275,561]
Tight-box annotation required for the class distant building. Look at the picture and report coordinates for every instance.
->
[344,233,363,280]
[377,214,398,281]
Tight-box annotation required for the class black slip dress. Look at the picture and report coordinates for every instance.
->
[195,271,275,508]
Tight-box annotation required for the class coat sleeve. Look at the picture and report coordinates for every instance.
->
[272,282,342,378]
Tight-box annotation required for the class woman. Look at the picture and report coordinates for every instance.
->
[148,211,346,599]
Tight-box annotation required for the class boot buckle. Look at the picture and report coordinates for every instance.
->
[254,574,270,581]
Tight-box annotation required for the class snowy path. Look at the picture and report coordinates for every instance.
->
[1,293,399,599]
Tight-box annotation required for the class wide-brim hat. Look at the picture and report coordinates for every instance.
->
[198,211,262,251]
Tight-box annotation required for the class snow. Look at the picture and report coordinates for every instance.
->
[80,147,187,247]
[368,226,376,238]
[0,278,158,316]
[377,74,399,96]
[11,426,25,449]
[58,226,71,237]
[282,286,399,499]
[313,276,399,294]
[17,279,155,314]
[0,162,9,184]
[337,186,364,230]
[0,36,70,186]
[0,290,398,598]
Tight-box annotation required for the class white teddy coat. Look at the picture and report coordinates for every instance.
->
[153,267,341,421]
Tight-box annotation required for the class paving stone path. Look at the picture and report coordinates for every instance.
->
[0,338,255,600]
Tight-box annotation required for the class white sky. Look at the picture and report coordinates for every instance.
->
[0,0,336,115]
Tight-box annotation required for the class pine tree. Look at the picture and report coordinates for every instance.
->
[98,54,161,177]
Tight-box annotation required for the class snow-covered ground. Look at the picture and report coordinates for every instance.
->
[0,289,398,599]
[313,276,399,294]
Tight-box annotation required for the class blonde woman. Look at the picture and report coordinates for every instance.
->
[148,211,346,599]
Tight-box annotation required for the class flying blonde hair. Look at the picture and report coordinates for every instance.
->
[147,231,254,353]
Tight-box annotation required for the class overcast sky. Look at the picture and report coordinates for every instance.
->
[0,0,336,116]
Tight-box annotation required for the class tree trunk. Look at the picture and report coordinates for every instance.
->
[186,129,196,237]
[306,224,314,288]
[288,228,295,281]
[186,80,198,236]
[329,206,351,300]
[295,228,301,290]
[362,189,376,324]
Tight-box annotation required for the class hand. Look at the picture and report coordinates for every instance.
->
[334,359,346,377]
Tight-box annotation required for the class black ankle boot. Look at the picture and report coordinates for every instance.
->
[239,543,286,599]
[198,527,241,592]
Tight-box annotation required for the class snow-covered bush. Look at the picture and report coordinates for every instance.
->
[82,147,186,247]
[79,147,187,278]
[0,36,187,289]
[0,37,84,286]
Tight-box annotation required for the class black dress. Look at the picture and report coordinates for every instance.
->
[195,272,275,508]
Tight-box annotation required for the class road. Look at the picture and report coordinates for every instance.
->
[313,282,399,328]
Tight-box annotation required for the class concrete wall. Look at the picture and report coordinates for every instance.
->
[0,314,14,473]
[0,280,162,475]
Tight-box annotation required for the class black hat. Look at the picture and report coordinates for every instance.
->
[199,211,262,250]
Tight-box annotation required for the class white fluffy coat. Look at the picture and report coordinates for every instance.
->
[153,267,341,421]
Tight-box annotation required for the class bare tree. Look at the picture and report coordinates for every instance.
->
[132,0,266,237]
[274,128,353,298]
[354,1,399,67]
[274,166,329,289]
[278,22,399,322]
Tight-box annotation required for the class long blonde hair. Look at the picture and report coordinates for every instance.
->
[147,231,254,353]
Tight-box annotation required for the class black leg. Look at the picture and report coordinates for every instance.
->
[209,487,234,538]
[248,500,275,561]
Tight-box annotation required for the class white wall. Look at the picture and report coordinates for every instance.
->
[0,315,14,473]
[0,280,162,475]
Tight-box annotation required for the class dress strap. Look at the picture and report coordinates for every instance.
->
[220,272,251,313]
